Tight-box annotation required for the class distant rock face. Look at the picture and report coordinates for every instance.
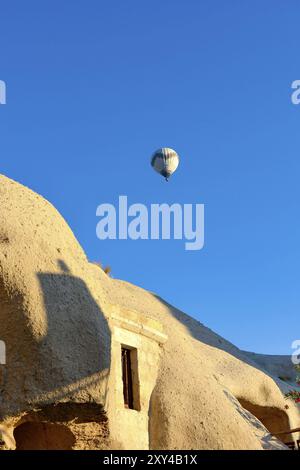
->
[0,174,299,450]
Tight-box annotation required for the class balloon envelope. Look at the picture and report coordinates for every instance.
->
[151,148,180,180]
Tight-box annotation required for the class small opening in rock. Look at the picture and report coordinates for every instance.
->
[14,422,76,450]
[121,346,140,411]
[237,398,293,445]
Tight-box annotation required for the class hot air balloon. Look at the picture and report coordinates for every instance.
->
[151,148,180,181]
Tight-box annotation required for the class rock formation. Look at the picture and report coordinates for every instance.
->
[0,174,299,450]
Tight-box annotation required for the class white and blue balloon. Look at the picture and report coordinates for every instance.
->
[151,148,180,181]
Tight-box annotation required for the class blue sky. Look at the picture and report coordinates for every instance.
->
[0,1,299,354]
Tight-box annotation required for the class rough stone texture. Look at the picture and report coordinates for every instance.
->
[0,175,111,417]
[0,174,299,450]
[243,352,298,384]
[106,309,166,450]
[1,404,110,450]
[108,283,300,449]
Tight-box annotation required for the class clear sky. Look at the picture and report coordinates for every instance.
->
[1,1,299,354]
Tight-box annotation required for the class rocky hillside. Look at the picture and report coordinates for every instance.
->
[0,174,298,450]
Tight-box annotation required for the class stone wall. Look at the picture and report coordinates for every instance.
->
[105,306,167,449]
